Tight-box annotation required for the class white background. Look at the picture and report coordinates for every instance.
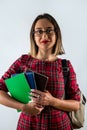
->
[0,0,87,129]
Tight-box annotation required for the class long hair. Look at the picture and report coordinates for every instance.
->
[29,13,65,57]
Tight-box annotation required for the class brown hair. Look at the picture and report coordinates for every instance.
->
[29,13,65,57]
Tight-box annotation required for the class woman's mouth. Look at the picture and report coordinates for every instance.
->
[41,40,49,44]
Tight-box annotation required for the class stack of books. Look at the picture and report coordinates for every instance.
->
[5,71,48,106]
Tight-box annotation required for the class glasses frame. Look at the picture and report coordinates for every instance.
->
[33,28,55,37]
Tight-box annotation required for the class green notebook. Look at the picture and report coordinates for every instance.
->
[5,73,31,105]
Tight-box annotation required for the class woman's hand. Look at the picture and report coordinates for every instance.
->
[22,101,44,115]
[30,89,80,112]
[31,89,54,106]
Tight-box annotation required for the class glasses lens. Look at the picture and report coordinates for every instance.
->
[46,29,52,34]
[38,30,43,34]
[34,28,55,37]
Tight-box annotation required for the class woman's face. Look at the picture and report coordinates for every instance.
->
[34,18,56,52]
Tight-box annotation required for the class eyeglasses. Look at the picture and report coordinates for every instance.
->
[33,28,55,37]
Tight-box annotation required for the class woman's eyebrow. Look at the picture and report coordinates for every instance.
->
[35,27,54,30]
[35,27,42,30]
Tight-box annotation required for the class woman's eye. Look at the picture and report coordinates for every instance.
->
[38,30,43,34]
[46,29,51,34]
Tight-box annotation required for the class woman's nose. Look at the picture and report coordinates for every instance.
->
[42,32,48,38]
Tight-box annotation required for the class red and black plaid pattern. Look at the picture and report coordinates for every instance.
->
[0,55,80,130]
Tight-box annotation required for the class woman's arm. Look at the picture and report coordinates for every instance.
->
[49,94,80,111]
[0,90,24,110]
[0,90,43,115]
[31,90,80,111]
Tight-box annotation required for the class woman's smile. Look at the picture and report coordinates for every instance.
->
[41,39,50,44]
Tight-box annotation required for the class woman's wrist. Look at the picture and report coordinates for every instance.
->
[21,103,28,112]
[49,97,57,106]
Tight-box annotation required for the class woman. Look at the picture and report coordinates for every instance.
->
[0,13,80,130]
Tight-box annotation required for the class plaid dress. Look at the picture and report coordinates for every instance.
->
[0,55,80,130]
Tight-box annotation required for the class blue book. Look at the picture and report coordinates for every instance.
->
[25,71,37,89]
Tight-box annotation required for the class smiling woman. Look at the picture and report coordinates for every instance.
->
[33,18,57,60]
[30,13,65,59]
[0,13,81,130]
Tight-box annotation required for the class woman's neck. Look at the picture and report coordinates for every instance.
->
[36,50,57,61]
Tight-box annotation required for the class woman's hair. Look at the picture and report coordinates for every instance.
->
[30,13,65,57]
